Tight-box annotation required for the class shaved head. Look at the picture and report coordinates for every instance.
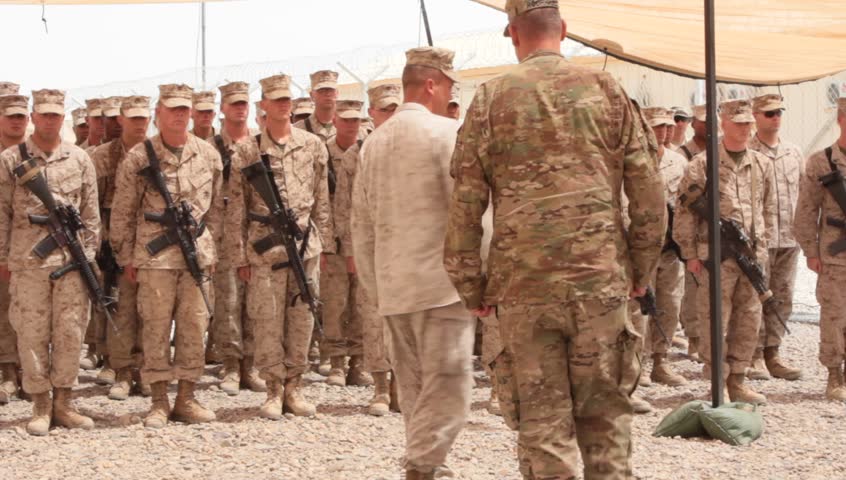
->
[402,65,450,90]
[512,8,563,42]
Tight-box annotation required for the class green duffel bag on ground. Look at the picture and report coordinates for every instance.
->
[699,402,764,446]
[653,400,712,438]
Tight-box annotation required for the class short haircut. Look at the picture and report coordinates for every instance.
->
[512,8,562,42]
[402,65,448,90]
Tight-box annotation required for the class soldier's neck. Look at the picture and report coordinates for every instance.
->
[121,134,144,151]
[161,130,188,148]
[193,126,213,139]
[266,120,291,144]
[314,108,334,125]
[87,132,102,146]
[0,134,23,149]
[838,135,846,151]
[336,133,357,151]
[756,131,779,148]
[32,131,60,153]
[693,135,706,149]
[223,121,249,143]
[657,144,665,159]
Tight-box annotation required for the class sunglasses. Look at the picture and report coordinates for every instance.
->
[764,110,784,118]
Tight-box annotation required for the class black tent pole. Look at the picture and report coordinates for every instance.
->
[420,0,434,46]
[704,0,723,407]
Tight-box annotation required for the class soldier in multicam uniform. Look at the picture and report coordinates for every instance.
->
[191,90,217,142]
[291,97,315,124]
[674,99,776,405]
[794,97,846,401]
[0,86,27,404]
[321,100,374,390]
[0,89,101,435]
[111,84,224,428]
[209,81,266,396]
[353,46,471,480]
[443,2,666,477]
[745,93,804,381]
[71,108,89,147]
[89,95,152,401]
[225,74,332,420]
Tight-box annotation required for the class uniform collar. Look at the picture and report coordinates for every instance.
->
[259,124,306,157]
[25,137,71,163]
[150,133,201,166]
[520,49,564,64]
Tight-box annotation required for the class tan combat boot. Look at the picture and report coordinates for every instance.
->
[368,372,390,416]
[283,375,316,417]
[389,371,401,413]
[79,344,98,371]
[144,382,170,429]
[52,388,94,430]
[26,391,52,436]
[346,355,373,386]
[259,378,284,420]
[487,389,502,416]
[764,346,802,381]
[746,349,770,380]
[687,337,702,363]
[727,373,767,404]
[108,368,133,401]
[630,395,652,414]
[672,335,689,350]
[650,354,688,386]
[240,356,267,392]
[326,356,347,387]
[825,367,846,402]
[220,358,241,396]
[0,362,19,404]
[95,358,116,386]
[405,469,435,480]
[171,380,216,424]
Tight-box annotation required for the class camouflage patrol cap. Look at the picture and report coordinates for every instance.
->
[32,89,65,115]
[367,84,402,110]
[192,91,216,111]
[692,104,707,122]
[260,74,292,100]
[219,81,250,105]
[672,106,692,120]
[503,0,559,37]
[255,101,266,117]
[720,99,755,123]
[405,47,459,83]
[102,96,123,117]
[0,95,28,116]
[86,98,103,117]
[336,100,364,120]
[642,107,674,127]
[121,95,151,118]
[752,93,785,113]
[292,97,315,116]
[310,70,339,91]
[0,82,20,96]
[71,107,87,125]
[158,84,194,109]
[449,84,461,106]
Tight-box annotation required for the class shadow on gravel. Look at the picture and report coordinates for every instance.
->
[316,403,366,417]
[760,390,824,404]
[646,392,701,410]
[212,406,263,423]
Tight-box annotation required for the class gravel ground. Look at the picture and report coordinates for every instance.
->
[1,316,844,479]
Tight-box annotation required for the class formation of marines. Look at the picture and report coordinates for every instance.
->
[1,0,845,477]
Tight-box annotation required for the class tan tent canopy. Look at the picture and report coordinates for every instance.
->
[0,1,224,3]
[473,0,846,86]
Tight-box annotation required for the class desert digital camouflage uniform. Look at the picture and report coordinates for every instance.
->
[293,70,339,142]
[748,94,805,380]
[191,90,217,142]
[225,74,332,418]
[0,90,101,434]
[674,101,776,393]
[110,86,224,396]
[443,5,666,474]
[794,98,846,400]
[79,98,104,151]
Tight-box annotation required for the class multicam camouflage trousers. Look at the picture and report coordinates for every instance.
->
[248,258,318,382]
[213,268,254,361]
[0,278,16,364]
[137,269,210,385]
[319,254,363,358]
[10,269,90,394]
[680,270,700,340]
[651,250,686,354]
[107,274,143,370]
[497,297,640,480]
[816,263,846,368]
[696,258,762,375]
[758,247,799,349]
[385,302,475,474]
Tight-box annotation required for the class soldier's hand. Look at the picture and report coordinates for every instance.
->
[238,266,252,283]
[630,286,647,299]
[124,265,137,283]
[807,257,822,274]
[346,256,356,274]
[472,304,494,318]
[0,264,9,282]
[687,259,703,275]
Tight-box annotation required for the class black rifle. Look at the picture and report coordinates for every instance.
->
[213,135,232,206]
[241,148,320,321]
[13,149,118,333]
[666,203,700,287]
[96,237,122,305]
[820,147,846,255]
[681,188,790,333]
[636,286,671,346]
[139,140,213,318]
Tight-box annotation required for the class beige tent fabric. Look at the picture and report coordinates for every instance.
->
[473,0,846,86]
